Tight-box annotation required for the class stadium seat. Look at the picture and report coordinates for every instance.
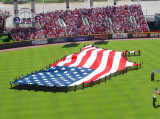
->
[10,4,149,40]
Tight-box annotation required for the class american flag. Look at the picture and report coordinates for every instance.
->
[12,45,138,87]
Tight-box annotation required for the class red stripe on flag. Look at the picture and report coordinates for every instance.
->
[84,51,116,83]
[89,49,106,70]
[50,57,66,67]
[117,56,127,71]
[77,49,96,67]
[133,63,139,66]
[82,46,94,51]
[63,53,80,66]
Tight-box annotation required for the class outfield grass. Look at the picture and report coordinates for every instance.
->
[0,39,160,119]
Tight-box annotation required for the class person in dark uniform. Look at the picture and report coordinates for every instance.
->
[151,72,155,81]
[153,94,157,108]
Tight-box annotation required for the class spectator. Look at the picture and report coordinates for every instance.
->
[10,4,149,40]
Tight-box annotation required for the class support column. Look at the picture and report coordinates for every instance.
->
[31,0,35,27]
[90,0,93,8]
[14,0,19,29]
[113,0,116,5]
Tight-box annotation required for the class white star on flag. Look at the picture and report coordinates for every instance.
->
[61,67,66,70]
[54,70,58,73]
[73,72,78,74]
[71,68,75,71]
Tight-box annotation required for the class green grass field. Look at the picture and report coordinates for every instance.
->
[0,39,160,119]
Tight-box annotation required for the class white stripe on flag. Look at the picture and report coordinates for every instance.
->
[57,54,73,66]
[69,47,96,67]
[69,50,111,86]
[126,61,133,67]
[99,52,122,79]
[83,49,102,68]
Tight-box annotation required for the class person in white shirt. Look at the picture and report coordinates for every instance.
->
[153,94,157,108]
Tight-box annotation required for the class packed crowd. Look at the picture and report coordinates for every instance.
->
[129,4,149,32]
[10,4,150,41]
[39,11,66,38]
[105,5,136,33]
[0,15,3,28]
[81,7,113,34]
[0,11,10,31]
[11,27,44,41]
[58,9,90,36]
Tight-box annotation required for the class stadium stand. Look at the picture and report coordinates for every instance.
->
[57,9,90,36]
[105,5,134,33]
[0,10,10,33]
[11,27,44,41]
[10,4,150,41]
[129,4,150,32]
[0,15,3,29]
[81,7,113,34]
[39,11,66,38]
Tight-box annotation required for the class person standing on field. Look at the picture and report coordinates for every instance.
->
[151,72,155,81]
[153,94,157,108]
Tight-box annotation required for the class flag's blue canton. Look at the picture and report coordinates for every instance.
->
[12,66,94,87]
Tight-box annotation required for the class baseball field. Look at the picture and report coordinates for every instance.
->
[0,39,160,119]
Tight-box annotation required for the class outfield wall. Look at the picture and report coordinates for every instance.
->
[0,32,160,50]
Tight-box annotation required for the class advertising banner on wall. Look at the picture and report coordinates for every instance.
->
[72,36,88,42]
[112,33,128,39]
[150,33,160,38]
[132,33,148,38]
[52,37,68,43]
[93,35,107,40]
[32,39,48,45]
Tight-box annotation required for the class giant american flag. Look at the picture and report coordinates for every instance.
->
[12,45,139,87]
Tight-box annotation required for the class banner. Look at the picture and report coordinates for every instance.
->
[112,33,128,39]
[32,39,48,45]
[93,35,107,40]
[52,37,68,43]
[150,33,160,38]
[132,33,148,38]
[72,36,88,42]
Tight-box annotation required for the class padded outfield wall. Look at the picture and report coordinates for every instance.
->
[0,32,160,50]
